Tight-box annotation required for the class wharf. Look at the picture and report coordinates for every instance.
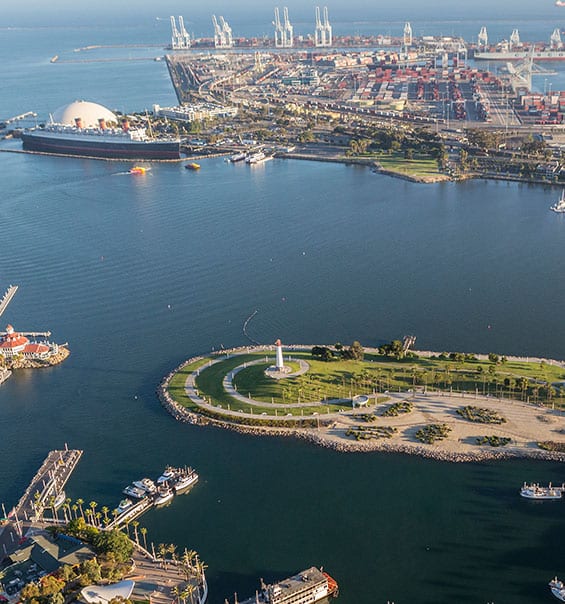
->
[10,447,82,524]
[0,368,11,384]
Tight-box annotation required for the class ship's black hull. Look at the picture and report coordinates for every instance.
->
[21,132,180,160]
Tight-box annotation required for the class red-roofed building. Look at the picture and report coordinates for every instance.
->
[0,325,53,359]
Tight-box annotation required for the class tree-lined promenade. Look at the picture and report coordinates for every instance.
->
[160,342,565,461]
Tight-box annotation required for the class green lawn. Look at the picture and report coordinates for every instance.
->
[372,152,444,179]
[165,349,565,423]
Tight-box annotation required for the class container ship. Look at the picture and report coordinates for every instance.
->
[232,567,338,604]
[474,49,565,61]
[21,100,180,160]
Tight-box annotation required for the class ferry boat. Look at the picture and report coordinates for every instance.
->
[550,190,565,213]
[229,152,246,163]
[550,577,565,601]
[520,482,563,500]
[235,567,338,604]
[123,484,147,499]
[185,162,201,170]
[246,151,272,164]
[153,487,174,506]
[173,469,199,492]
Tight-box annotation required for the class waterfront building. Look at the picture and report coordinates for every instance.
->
[0,325,54,360]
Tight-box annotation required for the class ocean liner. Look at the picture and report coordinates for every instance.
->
[21,100,180,160]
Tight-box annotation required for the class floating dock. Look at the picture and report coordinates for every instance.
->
[10,447,82,524]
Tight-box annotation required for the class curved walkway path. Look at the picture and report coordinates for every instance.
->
[183,352,358,417]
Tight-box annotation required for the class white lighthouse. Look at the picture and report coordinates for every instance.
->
[275,338,284,370]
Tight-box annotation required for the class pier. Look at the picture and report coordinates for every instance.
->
[106,498,154,530]
[9,447,82,527]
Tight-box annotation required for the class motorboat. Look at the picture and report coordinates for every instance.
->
[185,162,200,170]
[520,482,562,500]
[117,498,134,514]
[550,190,565,213]
[229,152,246,163]
[153,487,174,506]
[173,470,199,492]
[133,478,156,494]
[157,467,176,484]
[53,491,66,509]
[130,166,148,175]
[123,484,147,499]
[550,577,565,601]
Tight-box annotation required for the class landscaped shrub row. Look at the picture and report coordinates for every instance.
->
[415,424,451,444]
[457,405,506,424]
[476,435,511,447]
[346,426,397,441]
[382,401,413,417]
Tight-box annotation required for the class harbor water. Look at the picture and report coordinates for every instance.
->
[2,9,565,603]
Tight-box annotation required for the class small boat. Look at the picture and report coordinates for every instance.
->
[153,487,174,506]
[550,577,565,601]
[550,190,565,213]
[130,166,148,175]
[185,162,200,170]
[520,482,563,500]
[157,467,176,484]
[117,498,134,514]
[229,152,246,163]
[133,478,156,494]
[123,484,147,499]
[173,470,199,492]
[53,491,66,509]
[246,151,271,164]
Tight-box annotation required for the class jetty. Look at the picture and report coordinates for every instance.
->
[9,447,82,526]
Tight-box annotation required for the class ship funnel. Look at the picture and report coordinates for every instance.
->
[74,117,83,129]
[122,119,130,132]
[98,118,106,130]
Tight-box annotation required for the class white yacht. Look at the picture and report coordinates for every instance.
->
[550,577,565,601]
[550,190,565,213]
[133,478,156,494]
[520,482,563,500]
[153,487,174,506]
[123,484,147,499]
[117,498,134,514]
[157,468,176,484]
[173,470,199,492]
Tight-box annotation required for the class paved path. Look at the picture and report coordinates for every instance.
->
[183,352,358,418]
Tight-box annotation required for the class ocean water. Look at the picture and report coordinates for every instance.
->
[2,8,565,604]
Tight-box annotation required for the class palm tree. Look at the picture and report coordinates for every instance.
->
[76,498,84,519]
[157,543,167,567]
[132,521,140,546]
[71,504,78,521]
[101,506,109,525]
[140,527,148,551]
[167,543,177,562]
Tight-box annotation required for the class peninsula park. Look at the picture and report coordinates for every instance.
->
[161,341,565,460]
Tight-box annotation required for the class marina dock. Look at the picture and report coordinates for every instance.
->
[9,447,82,524]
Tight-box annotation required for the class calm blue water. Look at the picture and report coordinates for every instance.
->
[2,9,565,604]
